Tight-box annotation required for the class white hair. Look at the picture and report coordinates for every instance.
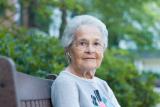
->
[61,15,108,49]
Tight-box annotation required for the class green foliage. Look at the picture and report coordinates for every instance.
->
[18,0,50,32]
[87,0,160,50]
[0,27,66,77]
[0,0,6,16]
[31,5,52,32]
[96,49,160,107]
[0,0,15,16]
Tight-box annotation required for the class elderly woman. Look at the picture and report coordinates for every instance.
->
[51,15,120,107]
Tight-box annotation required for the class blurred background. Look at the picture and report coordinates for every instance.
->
[0,0,160,106]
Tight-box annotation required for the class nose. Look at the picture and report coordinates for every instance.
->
[85,44,96,53]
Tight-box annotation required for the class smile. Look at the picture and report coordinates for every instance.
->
[83,58,96,59]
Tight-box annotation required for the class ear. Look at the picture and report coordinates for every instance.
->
[64,48,72,64]
[65,47,71,53]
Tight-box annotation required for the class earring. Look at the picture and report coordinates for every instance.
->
[65,52,71,64]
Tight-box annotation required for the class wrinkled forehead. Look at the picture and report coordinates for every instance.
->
[74,25,103,41]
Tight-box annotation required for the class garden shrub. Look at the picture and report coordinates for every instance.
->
[96,49,160,107]
[0,28,66,77]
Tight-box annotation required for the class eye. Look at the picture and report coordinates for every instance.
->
[94,42,101,46]
[79,41,87,46]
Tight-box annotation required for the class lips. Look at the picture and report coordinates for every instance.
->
[83,57,96,59]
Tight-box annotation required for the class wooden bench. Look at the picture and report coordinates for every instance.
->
[0,56,56,107]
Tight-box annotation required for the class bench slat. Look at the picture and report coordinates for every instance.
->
[17,72,53,100]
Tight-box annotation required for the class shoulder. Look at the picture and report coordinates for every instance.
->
[95,77,105,82]
[94,77,112,92]
[53,71,76,86]
[94,77,108,86]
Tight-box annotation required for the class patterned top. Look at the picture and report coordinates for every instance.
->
[51,71,121,107]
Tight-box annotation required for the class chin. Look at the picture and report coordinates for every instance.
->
[82,65,98,71]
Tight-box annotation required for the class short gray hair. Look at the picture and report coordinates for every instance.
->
[61,15,108,49]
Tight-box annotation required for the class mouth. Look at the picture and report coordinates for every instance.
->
[83,58,96,60]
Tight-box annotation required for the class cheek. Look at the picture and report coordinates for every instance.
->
[70,50,82,63]
[96,53,104,66]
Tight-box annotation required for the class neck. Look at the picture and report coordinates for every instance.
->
[66,64,96,79]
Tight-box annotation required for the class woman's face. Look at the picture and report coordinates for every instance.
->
[69,25,105,72]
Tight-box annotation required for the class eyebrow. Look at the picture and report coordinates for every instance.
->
[77,39,88,42]
[77,38,102,42]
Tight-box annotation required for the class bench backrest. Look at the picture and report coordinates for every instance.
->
[0,56,55,107]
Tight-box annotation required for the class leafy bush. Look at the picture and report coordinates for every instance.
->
[0,28,66,77]
[96,49,160,107]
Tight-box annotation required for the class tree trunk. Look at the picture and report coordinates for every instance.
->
[20,0,37,28]
[21,2,29,28]
[59,0,67,39]
[28,0,37,28]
